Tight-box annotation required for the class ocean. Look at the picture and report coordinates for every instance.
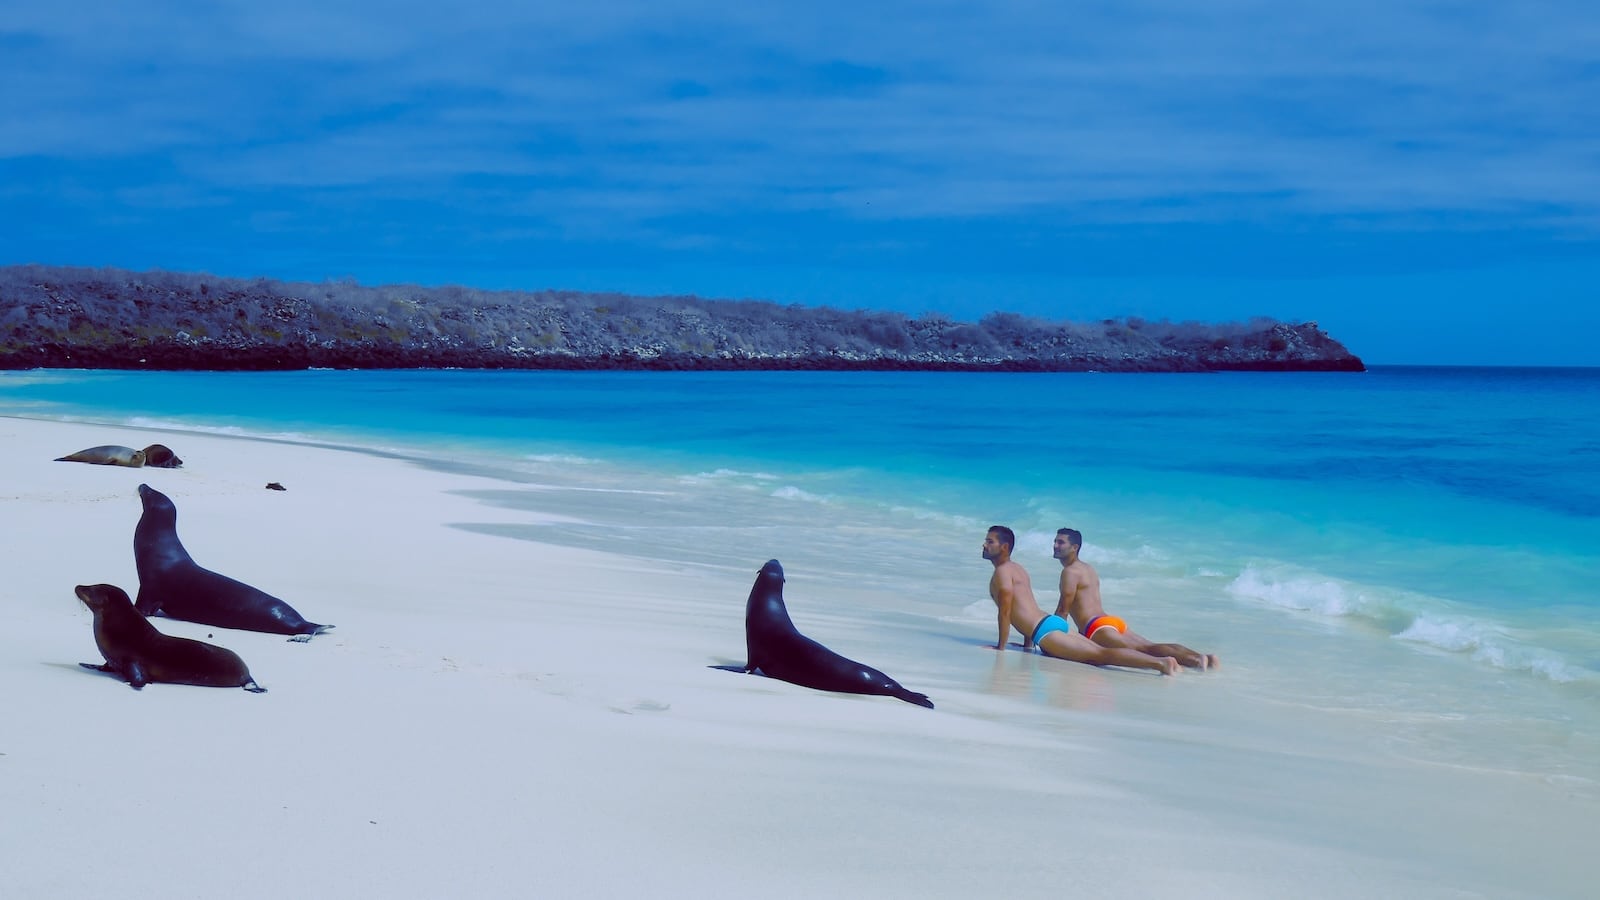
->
[4,366,1597,796]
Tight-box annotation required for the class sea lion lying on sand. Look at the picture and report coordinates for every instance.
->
[55,445,146,467]
[54,443,183,468]
[140,444,183,468]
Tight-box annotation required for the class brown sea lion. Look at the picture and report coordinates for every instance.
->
[714,559,934,708]
[133,483,330,641]
[75,583,266,692]
[55,445,146,467]
[140,444,183,468]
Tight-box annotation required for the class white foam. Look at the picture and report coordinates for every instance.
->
[1396,616,1590,684]
[679,468,779,482]
[1227,565,1364,617]
[771,485,828,503]
[523,453,598,465]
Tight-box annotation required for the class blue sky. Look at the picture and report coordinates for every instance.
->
[4,1,1598,365]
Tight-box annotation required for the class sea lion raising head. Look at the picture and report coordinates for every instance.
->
[75,583,266,692]
[729,559,934,708]
[133,483,330,641]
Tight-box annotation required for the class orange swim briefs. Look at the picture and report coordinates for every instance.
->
[1082,614,1127,638]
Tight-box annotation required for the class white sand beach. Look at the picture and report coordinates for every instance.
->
[3,416,1595,899]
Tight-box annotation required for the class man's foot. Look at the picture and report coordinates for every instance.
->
[1158,657,1180,676]
[1205,654,1220,670]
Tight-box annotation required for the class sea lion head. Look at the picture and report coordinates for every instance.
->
[74,583,131,613]
[746,559,795,633]
[137,483,176,515]
[141,444,182,468]
[758,558,785,585]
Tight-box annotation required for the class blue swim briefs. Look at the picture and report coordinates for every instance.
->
[1031,614,1072,646]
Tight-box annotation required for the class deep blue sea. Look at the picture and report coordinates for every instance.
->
[4,366,1598,774]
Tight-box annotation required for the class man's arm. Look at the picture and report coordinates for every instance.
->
[1053,568,1079,620]
[994,576,1014,651]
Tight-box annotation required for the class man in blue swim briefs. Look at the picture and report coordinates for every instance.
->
[1054,527,1219,670]
[983,526,1178,675]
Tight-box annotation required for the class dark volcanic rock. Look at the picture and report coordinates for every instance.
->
[0,265,1364,373]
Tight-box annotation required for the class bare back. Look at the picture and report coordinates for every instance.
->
[989,559,1046,644]
[1055,558,1106,626]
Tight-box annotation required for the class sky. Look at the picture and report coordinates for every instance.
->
[3,1,1598,366]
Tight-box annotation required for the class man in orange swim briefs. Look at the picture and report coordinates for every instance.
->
[983,526,1178,676]
[1054,527,1219,670]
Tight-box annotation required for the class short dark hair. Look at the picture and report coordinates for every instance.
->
[1057,528,1082,548]
[988,525,1016,551]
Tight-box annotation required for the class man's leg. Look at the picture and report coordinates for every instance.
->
[1094,628,1214,670]
[1041,632,1179,676]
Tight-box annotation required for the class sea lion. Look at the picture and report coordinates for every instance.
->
[55,445,147,467]
[75,583,266,692]
[722,559,933,708]
[133,483,330,641]
[140,444,183,468]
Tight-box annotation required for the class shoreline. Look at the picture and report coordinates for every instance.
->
[2,415,1595,898]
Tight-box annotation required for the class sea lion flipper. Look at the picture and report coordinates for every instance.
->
[242,680,267,693]
[125,660,149,689]
[79,662,114,672]
[894,689,935,709]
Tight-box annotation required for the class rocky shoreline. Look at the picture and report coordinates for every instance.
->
[1,265,1365,373]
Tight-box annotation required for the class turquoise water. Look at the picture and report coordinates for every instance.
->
[4,367,1599,775]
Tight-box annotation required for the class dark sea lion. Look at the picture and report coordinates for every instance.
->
[721,559,934,708]
[140,444,183,468]
[75,583,266,692]
[133,483,331,641]
[55,445,146,467]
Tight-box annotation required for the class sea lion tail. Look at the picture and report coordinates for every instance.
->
[894,689,935,709]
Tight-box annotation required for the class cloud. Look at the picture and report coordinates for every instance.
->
[4,0,1600,266]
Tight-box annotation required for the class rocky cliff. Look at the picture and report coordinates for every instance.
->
[0,265,1364,372]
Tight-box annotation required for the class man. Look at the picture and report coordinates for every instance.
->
[984,526,1178,676]
[1053,528,1218,670]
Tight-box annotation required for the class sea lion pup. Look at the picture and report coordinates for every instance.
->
[133,483,331,641]
[75,583,266,692]
[140,444,183,468]
[55,445,147,467]
[725,559,934,709]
